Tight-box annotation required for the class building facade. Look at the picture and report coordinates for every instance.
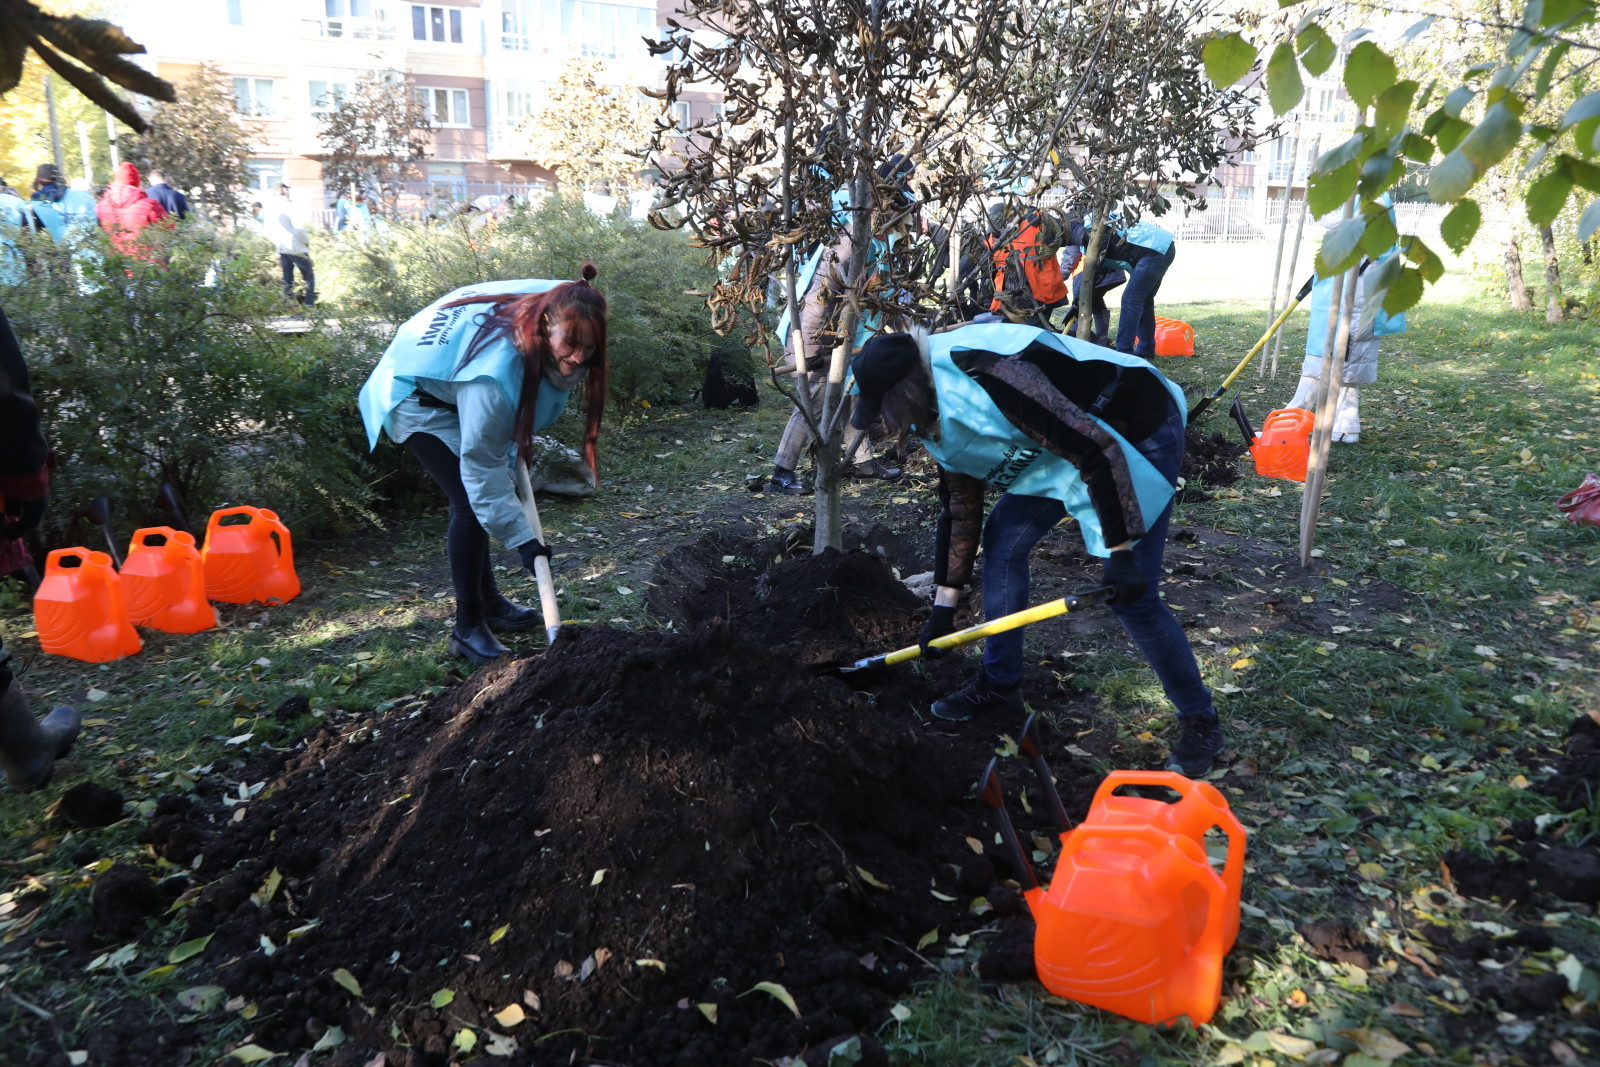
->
[120,0,711,205]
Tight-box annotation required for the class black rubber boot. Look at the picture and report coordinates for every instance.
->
[0,676,82,793]
[930,673,1024,723]
[448,600,510,665]
[770,467,812,495]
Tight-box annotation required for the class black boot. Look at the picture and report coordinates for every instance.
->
[0,676,82,793]
[850,458,902,480]
[479,553,541,632]
[770,466,812,495]
[448,600,510,665]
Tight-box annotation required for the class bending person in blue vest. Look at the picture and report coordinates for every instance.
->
[1066,217,1175,357]
[850,323,1224,776]
[358,267,608,665]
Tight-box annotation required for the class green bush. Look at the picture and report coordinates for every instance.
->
[316,194,736,406]
[2,224,387,547]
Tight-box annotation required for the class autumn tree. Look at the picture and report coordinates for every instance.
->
[312,69,432,211]
[123,63,256,218]
[517,58,655,191]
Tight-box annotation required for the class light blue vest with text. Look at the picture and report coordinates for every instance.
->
[918,324,1184,556]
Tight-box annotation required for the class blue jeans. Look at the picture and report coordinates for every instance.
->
[978,404,1214,720]
[1114,244,1176,357]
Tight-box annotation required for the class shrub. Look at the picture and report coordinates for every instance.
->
[2,224,386,547]
[317,194,738,406]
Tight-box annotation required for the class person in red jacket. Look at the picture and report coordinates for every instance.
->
[95,161,168,258]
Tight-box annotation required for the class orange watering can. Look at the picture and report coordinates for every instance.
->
[980,718,1247,1028]
[123,527,217,634]
[34,549,142,662]
[1234,401,1313,483]
[201,507,300,605]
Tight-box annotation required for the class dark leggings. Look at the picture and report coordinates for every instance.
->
[407,432,500,612]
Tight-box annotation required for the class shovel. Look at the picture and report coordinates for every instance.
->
[81,497,121,567]
[829,585,1114,675]
[1187,274,1315,423]
[513,459,561,645]
[155,482,194,538]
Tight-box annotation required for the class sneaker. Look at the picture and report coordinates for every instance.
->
[930,673,1024,722]
[1164,714,1224,777]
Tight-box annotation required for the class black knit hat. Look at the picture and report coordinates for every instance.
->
[850,333,921,431]
[35,163,62,184]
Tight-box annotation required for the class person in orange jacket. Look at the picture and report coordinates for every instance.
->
[95,161,169,259]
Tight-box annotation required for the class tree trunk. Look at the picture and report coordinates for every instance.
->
[1504,229,1533,311]
[1540,224,1564,324]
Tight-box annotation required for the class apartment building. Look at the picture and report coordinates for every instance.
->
[119,0,708,203]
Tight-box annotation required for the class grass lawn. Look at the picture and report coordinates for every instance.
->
[1,263,1597,1066]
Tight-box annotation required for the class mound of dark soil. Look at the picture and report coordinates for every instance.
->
[648,535,927,667]
[186,614,1084,1066]
[1180,427,1246,496]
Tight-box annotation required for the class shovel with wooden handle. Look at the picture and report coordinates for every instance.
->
[513,459,561,645]
[829,586,1114,675]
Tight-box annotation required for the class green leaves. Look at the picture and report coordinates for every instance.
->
[1361,205,1397,258]
[1381,265,1425,317]
[1308,162,1357,217]
[1296,24,1336,77]
[1525,168,1573,226]
[1344,42,1397,110]
[1460,103,1523,173]
[1203,32,1256,88]
[1316,216,1367,277]
[1439,199,1482,254]
[1267,42,1304,115]
[1373,81,1418,141]
[1429,151,1479,204]
[1562,91,1600,131]
[167,934,213,964]
[1579,197,1600,242]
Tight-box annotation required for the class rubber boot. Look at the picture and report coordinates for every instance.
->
[479,551,541,632]
[0,676,82,793]
[448,599,510,665]
[1287,374,1319,411]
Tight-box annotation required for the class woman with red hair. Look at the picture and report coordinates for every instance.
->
[359,267,607,664]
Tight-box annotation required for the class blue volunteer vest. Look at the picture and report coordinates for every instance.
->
[918,324,1184,557]
[358,278,574,450]
[1123,220,1174,254]
[1305,249,1407,356]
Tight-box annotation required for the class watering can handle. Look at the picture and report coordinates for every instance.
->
[207,506,261,530]
[1089,769,1195,811]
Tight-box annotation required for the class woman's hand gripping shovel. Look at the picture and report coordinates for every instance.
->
[826,586,1114,676]
[514,459,562,646]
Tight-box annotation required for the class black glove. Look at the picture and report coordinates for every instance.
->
[518,538,553,572]
[1102,549,1147,605]
[1,497,46,540]
[920,604,958,658]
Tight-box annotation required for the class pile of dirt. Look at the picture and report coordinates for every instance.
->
[179,597,1090,1065]
[647,530,928,667]
[1180,426,1246,497]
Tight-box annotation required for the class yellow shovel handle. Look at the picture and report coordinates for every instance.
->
[876,586,1115,668]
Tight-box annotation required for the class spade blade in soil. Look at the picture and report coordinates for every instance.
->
[978,758,1038,892]
[81,497,122,567]
[155,483,194,537]
[1018,714,1073,836]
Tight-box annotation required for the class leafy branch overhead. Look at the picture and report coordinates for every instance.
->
[1202,1,1600,320]
[0,0,175,131]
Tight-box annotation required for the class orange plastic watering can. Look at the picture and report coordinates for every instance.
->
[201,507,300,605]
[123,527,217,634]
[34,549,142,662]
[979,736,1247,1028]
[1249,407,1314,483]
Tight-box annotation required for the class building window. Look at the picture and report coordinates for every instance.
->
[500,80,549,124]
[232,77,277,117]
[412,4,464,43]
[671,101,691,133]
[245,160,284,194]
[326,0,374,15]
[227,0,243,24]
[309,79,351,115]
[416,87,471,126]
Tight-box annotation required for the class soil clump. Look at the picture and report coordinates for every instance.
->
[183,551,1102,1066]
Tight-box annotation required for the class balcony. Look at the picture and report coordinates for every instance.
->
[301,16,396,41]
